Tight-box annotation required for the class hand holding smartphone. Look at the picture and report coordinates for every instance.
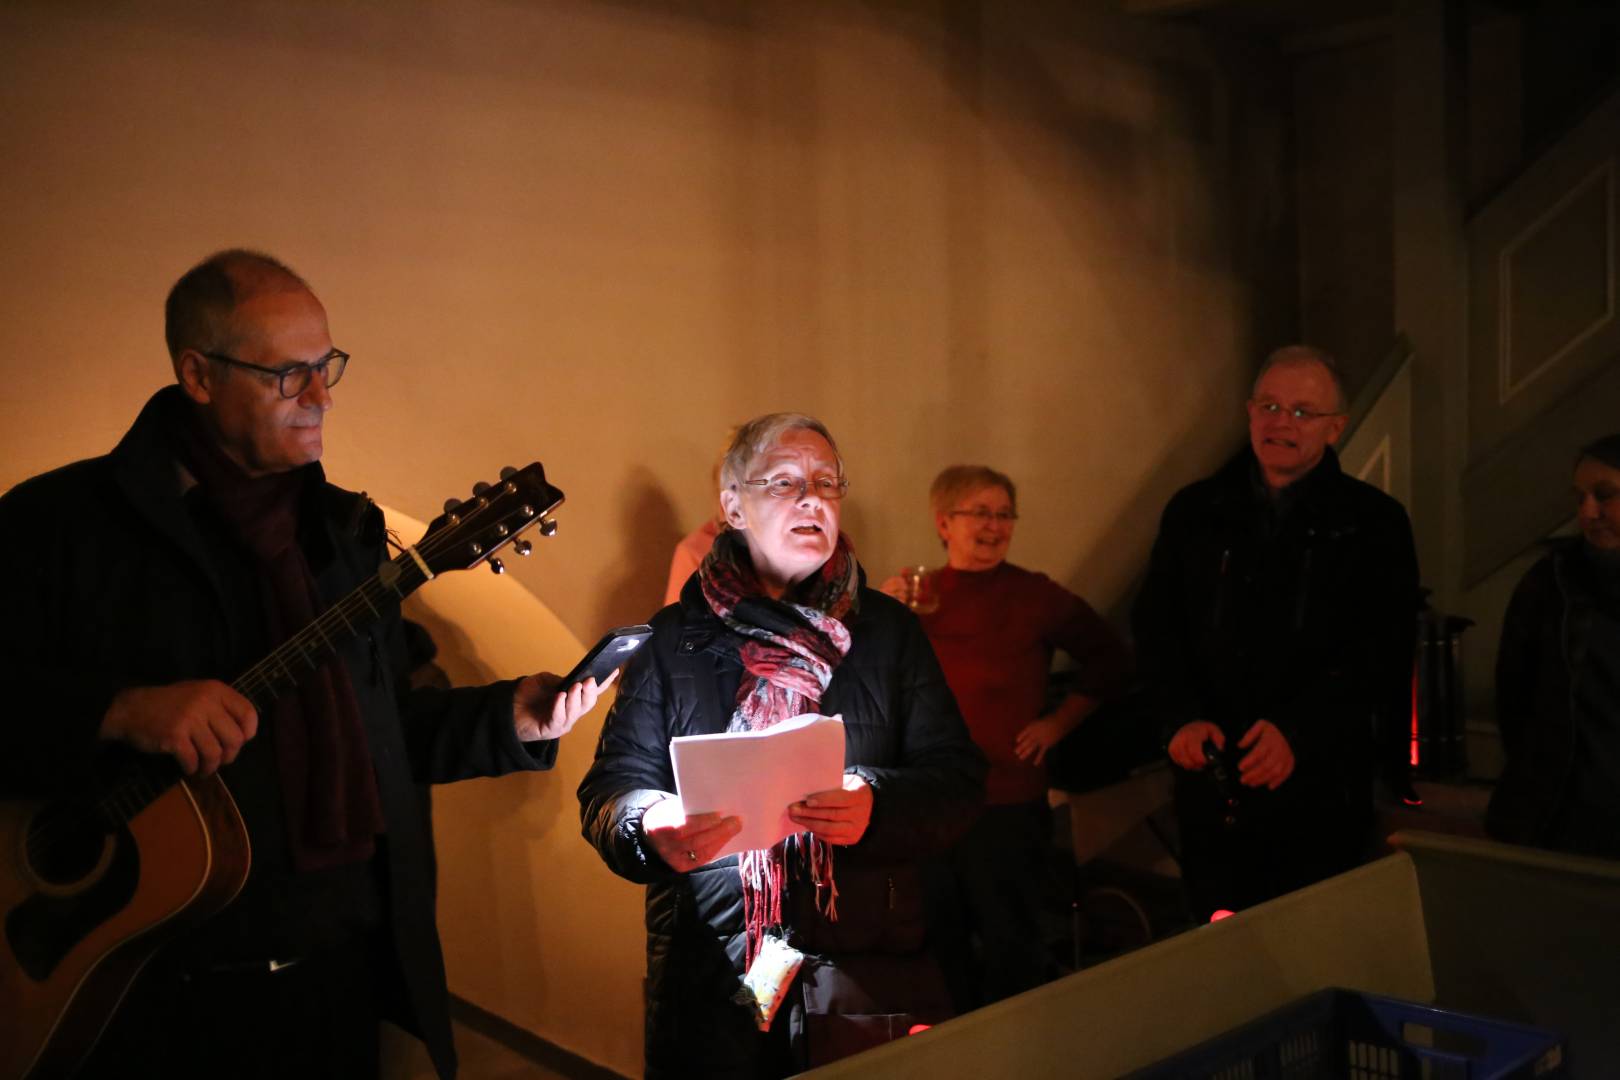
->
[562,624,654,689]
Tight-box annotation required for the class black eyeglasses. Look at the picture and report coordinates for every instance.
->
[742,475,850,501]
[202,349,349,399]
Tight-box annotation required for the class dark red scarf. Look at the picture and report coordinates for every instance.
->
[174,408,385,872]
[698,527,858,966]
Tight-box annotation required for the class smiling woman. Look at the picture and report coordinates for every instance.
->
[879,463,1132,1010]
[578,412,987,1077]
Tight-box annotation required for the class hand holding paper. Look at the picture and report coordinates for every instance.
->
[787,773,872,846]
[670,714,847,859]
[643,798,743,871]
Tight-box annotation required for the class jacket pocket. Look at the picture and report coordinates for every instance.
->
[787,863,926,954]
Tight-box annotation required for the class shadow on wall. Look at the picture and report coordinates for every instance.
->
[405,607,498,688]
[1070,411,1246,626]
[595,465,683,631]
[395,551,622,1046]
[906,3,1252,274]
[432,774,561,1017]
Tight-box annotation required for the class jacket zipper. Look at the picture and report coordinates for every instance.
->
[1211,548,1232,631]
[1294,532,1316,631]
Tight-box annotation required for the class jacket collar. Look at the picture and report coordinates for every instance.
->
[1209,445,1352,527]
[108,387,229,607]
[108,386,342,606]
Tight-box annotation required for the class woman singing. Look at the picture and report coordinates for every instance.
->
[579,413,985,1077]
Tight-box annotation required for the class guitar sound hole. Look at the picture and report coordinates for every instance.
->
[26,803,113,887]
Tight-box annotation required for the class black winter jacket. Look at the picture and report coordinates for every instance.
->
[1132,448,1420,808]
[578,575,986,1077]
[0,387,555,1080]
[1487,543,1620,853]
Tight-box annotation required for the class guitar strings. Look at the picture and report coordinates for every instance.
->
[23,486,551,865]
[26,493,541,860]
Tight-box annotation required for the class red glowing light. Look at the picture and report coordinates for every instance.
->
[907,1024,932,1036]
[1410,666,1421,768]
[1209,909,1235,922]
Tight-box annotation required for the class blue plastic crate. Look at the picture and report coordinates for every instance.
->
[1124,989,1567,1079]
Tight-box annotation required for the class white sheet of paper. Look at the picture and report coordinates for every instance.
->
[670,713,846,859]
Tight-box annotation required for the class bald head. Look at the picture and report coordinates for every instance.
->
[164,249,312,373]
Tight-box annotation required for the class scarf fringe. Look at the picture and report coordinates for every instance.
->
[741,837,840,969]
[740,848,782,969]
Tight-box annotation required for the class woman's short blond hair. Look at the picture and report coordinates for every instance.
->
[929,465,1017,519]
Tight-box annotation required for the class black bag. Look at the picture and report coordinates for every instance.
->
[796,951,954,1067]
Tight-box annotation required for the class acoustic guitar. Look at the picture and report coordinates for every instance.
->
[0,463,563,1080]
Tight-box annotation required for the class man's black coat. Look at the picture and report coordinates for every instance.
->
[1132,447,1420,912]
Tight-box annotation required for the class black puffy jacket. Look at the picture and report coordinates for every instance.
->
[578,575,986,1077]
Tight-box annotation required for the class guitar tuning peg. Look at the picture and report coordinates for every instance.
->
[500,465,517,480]
[513,539,533,556]
[472,481,492,496]
[488,557,505,575]
[538,518,559,537]
[443,498,461,513]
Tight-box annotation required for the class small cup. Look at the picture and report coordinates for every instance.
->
[902,565,940,614]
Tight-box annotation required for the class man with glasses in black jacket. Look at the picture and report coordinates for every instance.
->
[1132,345,1420,922]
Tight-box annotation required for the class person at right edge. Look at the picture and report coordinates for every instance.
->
[1487,433,1620,858]
[1132,345,1420,922]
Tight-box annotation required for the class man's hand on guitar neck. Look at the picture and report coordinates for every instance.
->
[101,680,260,776]
[512,670,618,742]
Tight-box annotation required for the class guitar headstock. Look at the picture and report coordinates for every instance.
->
[418,463,565,577]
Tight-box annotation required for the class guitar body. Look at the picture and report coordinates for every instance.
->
[0,777,250,1080]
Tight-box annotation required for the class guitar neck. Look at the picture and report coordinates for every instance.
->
[232,548,428,713]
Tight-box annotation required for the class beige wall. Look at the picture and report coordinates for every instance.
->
[0,0,1282,1072]
[1294,34,1395,398]
[0,0,1274,629]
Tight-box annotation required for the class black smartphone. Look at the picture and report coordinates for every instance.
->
[561,624,654,688]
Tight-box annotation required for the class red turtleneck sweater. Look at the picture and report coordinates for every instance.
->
[920,562,1130,804]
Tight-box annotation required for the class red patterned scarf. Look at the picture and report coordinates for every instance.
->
[698,527,858,967]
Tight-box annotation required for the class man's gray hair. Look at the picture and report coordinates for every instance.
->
[164,249,309,365]
[1252,344,1346,413]
[719,413,844,495]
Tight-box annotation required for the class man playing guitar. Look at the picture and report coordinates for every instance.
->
[0,250,605,1079]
